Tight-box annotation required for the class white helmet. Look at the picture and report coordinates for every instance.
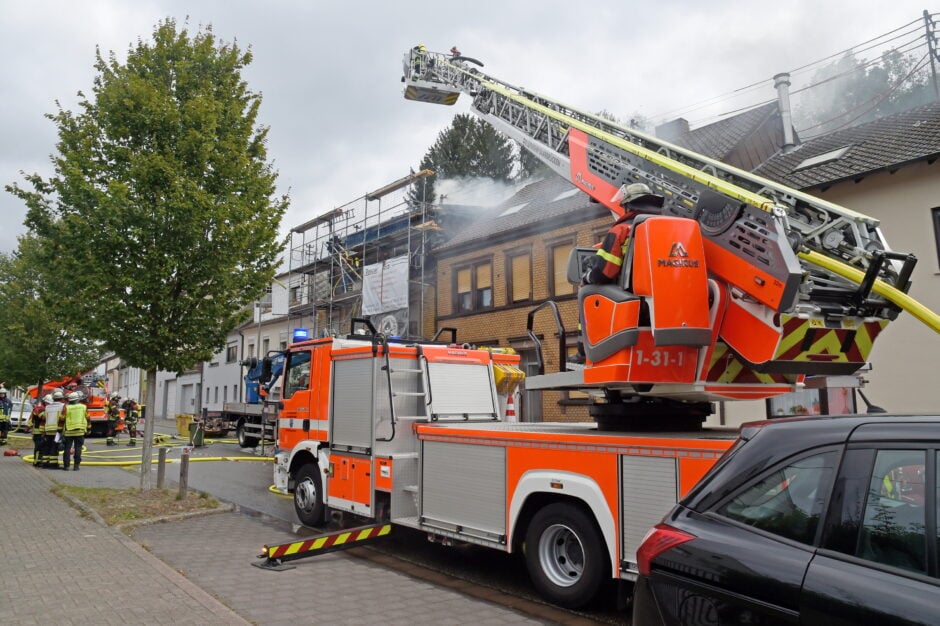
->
[110,392,120,400]
[52,390,65,400]
[43,394,54,404]
[0,387,7,395]
[67,391,81,402]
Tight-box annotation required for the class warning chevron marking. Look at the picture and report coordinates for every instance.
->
[261,523,392,565]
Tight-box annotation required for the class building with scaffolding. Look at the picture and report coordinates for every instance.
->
[283,169,465,341]
[152,170,486,420]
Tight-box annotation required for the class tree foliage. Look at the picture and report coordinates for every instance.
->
[408,113,515,207]
[794,50,933,136]
[0,237,100,390]
[7,18,288,374]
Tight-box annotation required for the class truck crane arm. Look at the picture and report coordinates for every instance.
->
[401,48,939,393]
[242,351,286,403]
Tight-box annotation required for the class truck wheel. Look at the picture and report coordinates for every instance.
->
[236,422,259,448]
[293,463,325,527]
[524,502,605,609]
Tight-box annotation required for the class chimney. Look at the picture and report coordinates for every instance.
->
[655,118,690,144]
[773,72,797,154]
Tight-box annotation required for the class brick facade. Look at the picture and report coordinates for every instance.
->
[434,183,611,422]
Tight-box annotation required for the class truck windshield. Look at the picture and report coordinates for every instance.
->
[283,350,311,399]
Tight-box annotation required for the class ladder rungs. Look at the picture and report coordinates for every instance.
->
[391,368,423,374]
[393,391,426,397]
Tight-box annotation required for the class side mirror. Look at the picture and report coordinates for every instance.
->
[259,357,273,384]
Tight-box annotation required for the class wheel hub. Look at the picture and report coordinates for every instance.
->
[538,523,585,587]
[295,478,317,512]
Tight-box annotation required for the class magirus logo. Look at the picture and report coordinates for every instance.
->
[668,242,688,258]
[658,242,699,267]
[575,171,595,191]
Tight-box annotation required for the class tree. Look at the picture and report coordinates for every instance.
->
[408,113,515,207]
[7,19,288,488]
[0,236,100,394]
[795,50,933,136]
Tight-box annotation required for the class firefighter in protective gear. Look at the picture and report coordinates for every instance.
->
[411,43,428,77]
[61,392,88,471]
[571,183,665,363]
[124,399,140,446]
[0,387,11,445]
[584,183,665,285]
[105,392,121,446]
[42,390,65,468]
[29,396,49,465]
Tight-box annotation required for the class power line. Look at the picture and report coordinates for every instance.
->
[799,52,931,139]
[786,18,922,76]
[680,35,928,129]
[790,34,928,96]
[649,14,929,126]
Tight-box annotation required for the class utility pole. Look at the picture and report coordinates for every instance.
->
[925,10,940,101]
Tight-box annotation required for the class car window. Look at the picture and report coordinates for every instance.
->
[857,450,927,574]
[717,450,837,544]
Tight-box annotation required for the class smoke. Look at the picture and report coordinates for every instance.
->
[434,176,528,207]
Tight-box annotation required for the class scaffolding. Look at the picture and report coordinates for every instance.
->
[286,170,439,339]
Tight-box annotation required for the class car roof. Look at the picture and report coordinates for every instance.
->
[739,413,940,445]
[682,414,940,511]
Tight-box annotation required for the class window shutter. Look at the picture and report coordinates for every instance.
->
[476,264,492,289]
[553,244,573,295]
[511,255,530,301]
[457,267,471,293]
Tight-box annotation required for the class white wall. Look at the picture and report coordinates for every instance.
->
[202,329,246,411]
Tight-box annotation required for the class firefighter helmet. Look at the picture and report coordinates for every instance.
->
[0,387,6,395]
[52,390,65,400]
[43,394,54,404]
[110,392,120,400]
[67,391,81,402]
[612,182,664,212]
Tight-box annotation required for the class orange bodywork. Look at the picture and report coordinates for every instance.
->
[630,217,711,338]
[278,341,332,450]
[719,294,782,365]
[583,331,700,385]
[416,423,734,563]
[374,457,393,492]
[567,128,626,218]
[328,453,372,505]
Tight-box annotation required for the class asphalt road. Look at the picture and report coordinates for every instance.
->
[147,420,629,624]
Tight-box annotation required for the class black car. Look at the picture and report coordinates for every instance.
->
[633,414,939,625]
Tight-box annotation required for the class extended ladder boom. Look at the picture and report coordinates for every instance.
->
[402,49,937,339]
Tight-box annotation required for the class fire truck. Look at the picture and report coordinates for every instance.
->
[265,49,940,608]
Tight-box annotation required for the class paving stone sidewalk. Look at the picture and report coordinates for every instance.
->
[134,512,548,626]
[1,446,558,625]
[0,453,247,625]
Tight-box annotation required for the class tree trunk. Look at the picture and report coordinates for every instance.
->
[139,368,158,491]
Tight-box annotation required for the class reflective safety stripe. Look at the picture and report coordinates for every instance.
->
[596,249,622,266]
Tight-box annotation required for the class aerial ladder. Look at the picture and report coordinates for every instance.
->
[401,46,940,415]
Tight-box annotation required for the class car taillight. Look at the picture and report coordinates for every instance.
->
[636,523,696,576]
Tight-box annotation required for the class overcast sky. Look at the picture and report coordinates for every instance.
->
[0,0,929,256]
